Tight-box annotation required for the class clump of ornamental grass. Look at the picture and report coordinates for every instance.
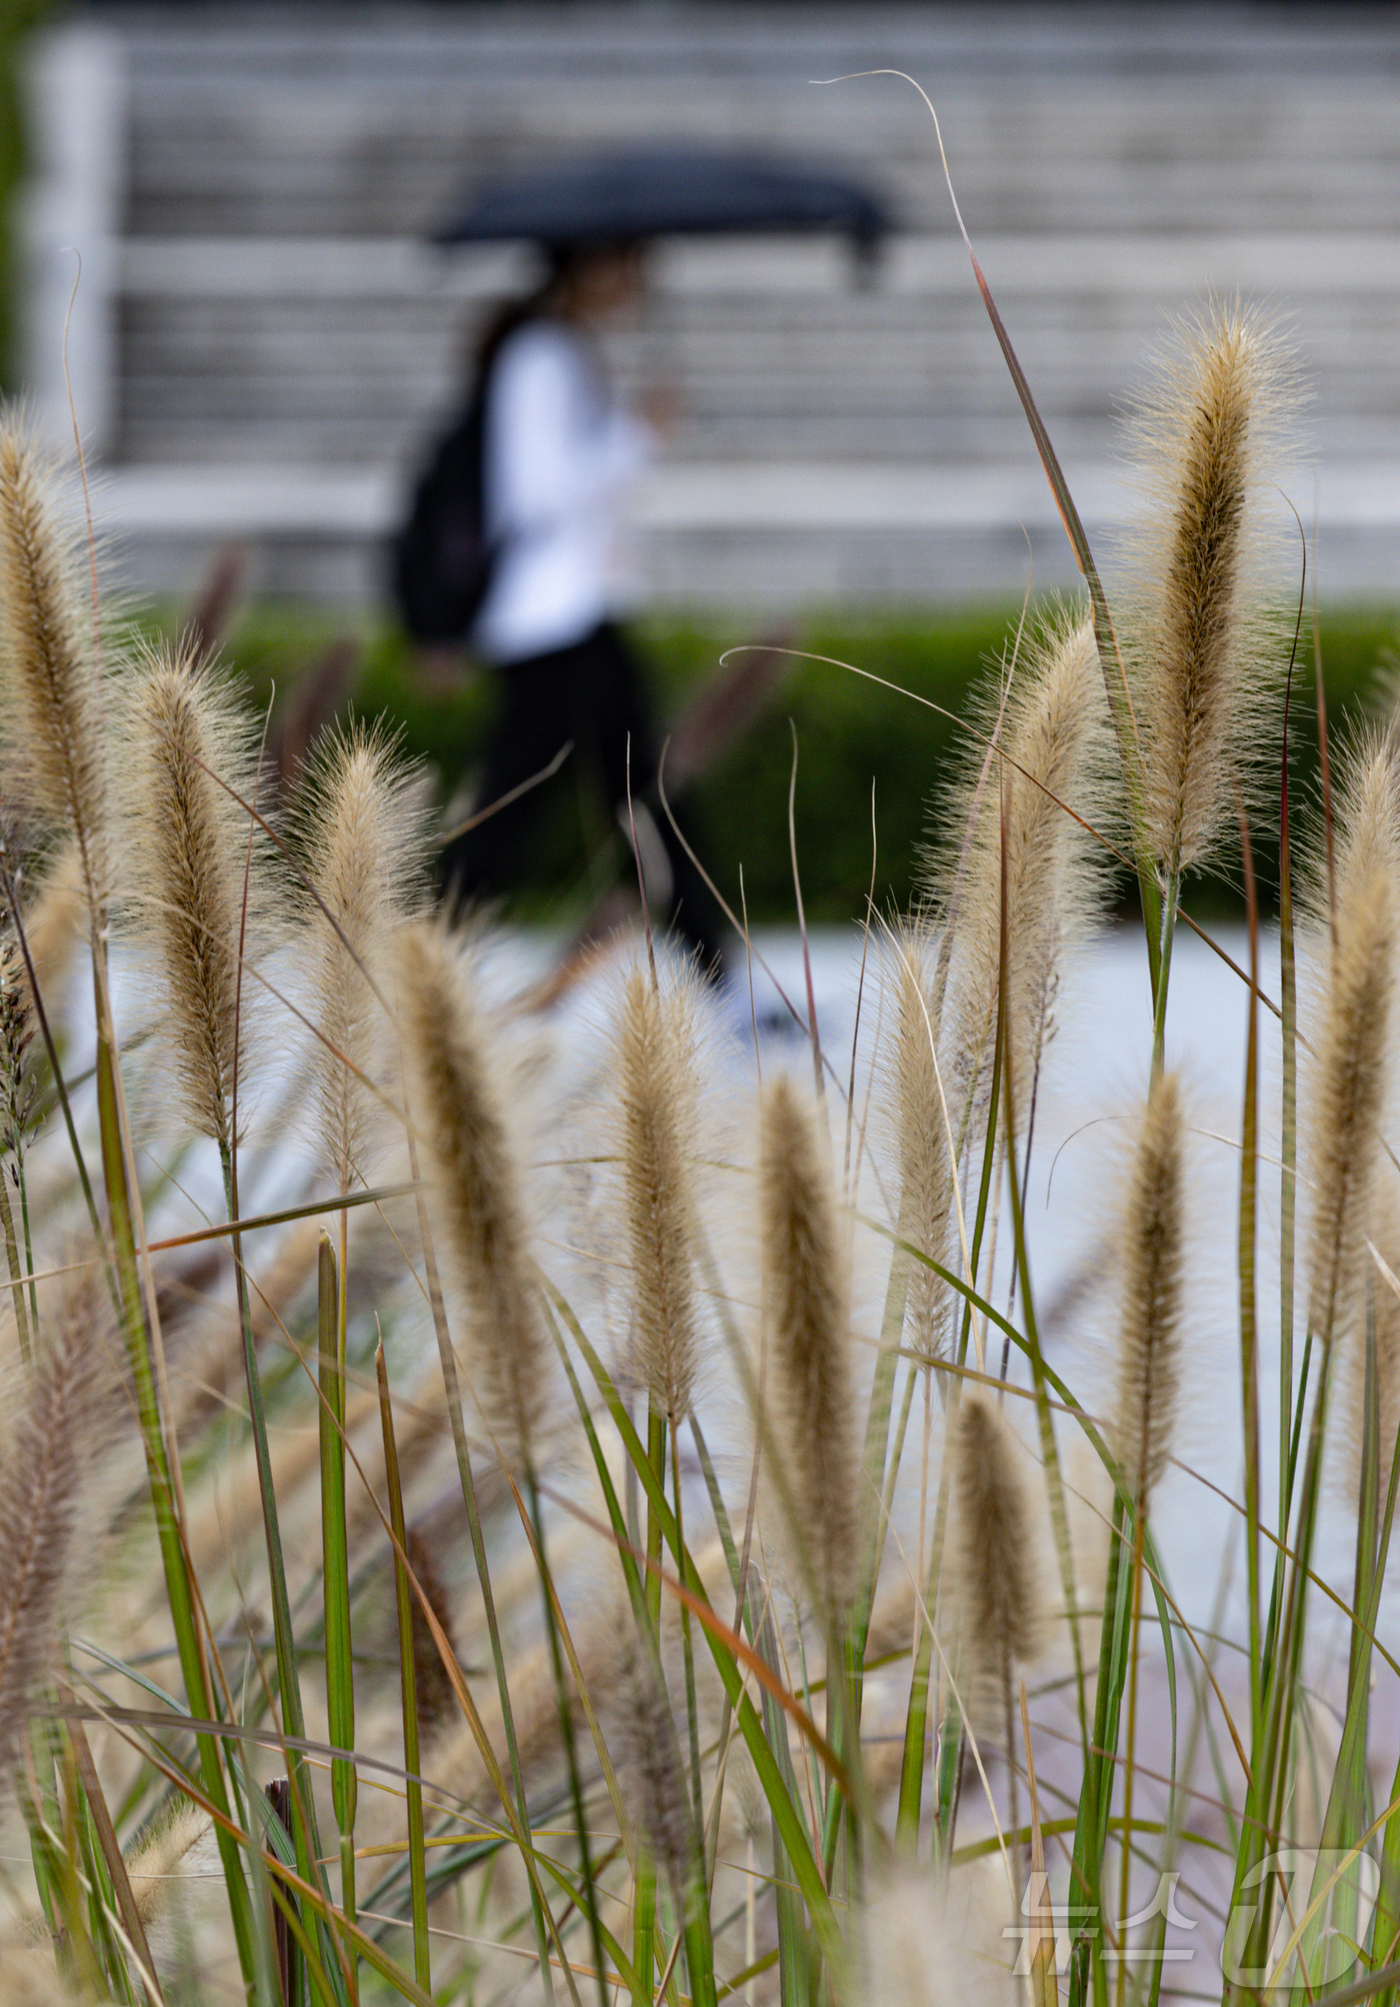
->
[395,919,547,1461]
[0,420,111,925]
[613,958,705,1422]
[120,639,275,1161]
[948,1392,1044,1739]
[0,1268,111,1796]
[888,922,954,1364]
[759,1075,857,1619]
[289,716,427,1194]
[929,604,1107,1133]
[1120,298,1292,880]
[1113,1070,1186,1509]
[1304,732,1400,1346]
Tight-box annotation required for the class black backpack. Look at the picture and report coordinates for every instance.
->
[390,394,495,645]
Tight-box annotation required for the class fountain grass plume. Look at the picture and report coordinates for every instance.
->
[608,1628,705,1924]
[0,420,110,921]
[13,837,86,1020]
[948,1391,1044,1730]
[1114,1070,1186,1507]
[1305,732,1400,1345]
[122,638,273,1156]
[0,1268,110,1795]
[1122,298,1292,878]
[889,922,954,1363]
[396,920,546,1461]
[929,604,1107,1128]
[1350,1188,1400,1489]
[290,716,428,1192]
[615,958,703,1422]
[405,1525,459,1736]
[759,1074,857,1617]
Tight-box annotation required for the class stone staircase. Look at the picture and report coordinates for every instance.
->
[19,4,1400,604]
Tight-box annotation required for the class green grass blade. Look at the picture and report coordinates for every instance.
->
[91,1011,259,1987]
[376,1340,430,1996]
[549,1280,844,1967]
[317,1234,357,1932]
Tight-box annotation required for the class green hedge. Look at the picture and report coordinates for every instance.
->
[205,601,1400,928]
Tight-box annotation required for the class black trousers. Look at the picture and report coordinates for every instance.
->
[438,622,717,966]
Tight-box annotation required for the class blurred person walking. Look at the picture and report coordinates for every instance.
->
[397,240,720,970]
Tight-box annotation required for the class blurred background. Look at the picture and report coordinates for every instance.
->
[4,0,1400,923]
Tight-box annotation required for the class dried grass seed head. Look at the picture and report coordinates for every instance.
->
[0,420,110,918]
[949,1393,1043,1725]
[291,716,429,1190]
[1113,1070,1186,1505]
[604,1626,703,1922]
[759,1074,857,1617]
[887,922,954,1364]
[1121,299,1295,876]
[0,906,37,1160]
[614,958,704,1422]
[396,920,547,1460]
[851,1865,1020,2007]
[926,604,1108,1137]
[0,1267,113,1797]
[1345,1186,1400,1495]
[1305,732,1400,1343]
[121,640,273,1154]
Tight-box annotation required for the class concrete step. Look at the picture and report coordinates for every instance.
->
[22,4,1400,603]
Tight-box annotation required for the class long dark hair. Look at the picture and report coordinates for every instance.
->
[466,240,635,395]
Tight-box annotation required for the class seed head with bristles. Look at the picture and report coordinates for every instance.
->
[404,1526,460,1736]
[0,421,110,920]
[948,1393,1043,1729]
[396,921,546,1461]
[929,605,1107,1136]
[121,641,272,1157]
[1122,299,1293,877]
[0,907,36,1161]
[9,836,85,1029]
[1347,1188,1400,1495]
[1113,1070,1186,1507]
[290,717,428,1192]
[759,1075,857,1617]
[606,1629,704,1925]
[615,960,704,1422]
[888,923,954,1364]
[1305,733,1400,1344]
[0,1268,110,1798]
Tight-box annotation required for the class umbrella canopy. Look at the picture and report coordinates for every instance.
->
[434,145,890,253]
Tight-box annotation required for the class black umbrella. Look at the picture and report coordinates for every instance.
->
[433,145,890,255]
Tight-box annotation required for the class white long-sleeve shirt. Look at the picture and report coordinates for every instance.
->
[471,318,651,665]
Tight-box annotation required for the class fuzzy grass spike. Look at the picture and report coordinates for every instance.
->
[0,422,110,919]
[948,1392,1044,1731]
[396,920,546,1461]
[1114,1070,1186,1506]
[123,639,272,1155]
[292,716,426,1192]
[615,959,703,1422]
[760,1074,857,1617]
[931,605,1106,1132]
[1124,299,1290,877]
[1305,734,1400,1345]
